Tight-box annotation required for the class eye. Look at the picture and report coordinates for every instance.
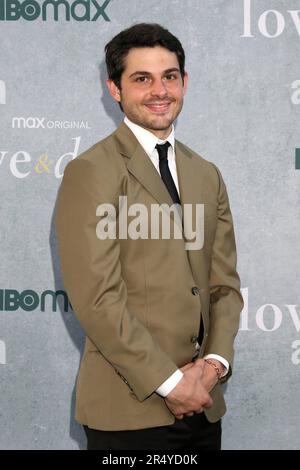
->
[135,76,149,83]
[164,74,177,80]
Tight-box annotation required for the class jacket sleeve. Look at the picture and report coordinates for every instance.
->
[55,158,178,401]
[204,164,244,382]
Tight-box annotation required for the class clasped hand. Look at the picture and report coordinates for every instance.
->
[164,358,218,420]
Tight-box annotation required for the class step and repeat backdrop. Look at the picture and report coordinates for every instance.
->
[1,0,300,449]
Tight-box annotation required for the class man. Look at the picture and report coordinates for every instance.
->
[55,23,243,450]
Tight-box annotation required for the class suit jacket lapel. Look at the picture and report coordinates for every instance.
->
[175,140,204,205]
[114,122,173,205]
[175,140,206,282]
[114,122,182,229]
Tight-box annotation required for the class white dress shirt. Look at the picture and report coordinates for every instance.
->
[124,116,229,397]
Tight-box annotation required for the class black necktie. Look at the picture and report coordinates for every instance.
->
[155,142,180,204]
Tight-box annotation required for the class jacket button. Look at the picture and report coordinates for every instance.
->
[191,286,200,295]
[190,335,198,344]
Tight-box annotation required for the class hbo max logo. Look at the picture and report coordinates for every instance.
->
[0,289,71,312]
[0,0,112,22]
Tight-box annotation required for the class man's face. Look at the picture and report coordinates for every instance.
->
[107,46,188,139]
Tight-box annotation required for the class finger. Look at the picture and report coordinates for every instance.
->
[176,414,184,420]
[185,412,194,417]
[204,397,213,409]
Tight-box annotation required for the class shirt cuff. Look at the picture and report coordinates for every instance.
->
[203,354,229,378]
[155,369,184,397]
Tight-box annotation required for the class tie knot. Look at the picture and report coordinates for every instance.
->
[155,142,171,161]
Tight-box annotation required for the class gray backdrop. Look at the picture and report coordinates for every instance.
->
[1,0,299,450]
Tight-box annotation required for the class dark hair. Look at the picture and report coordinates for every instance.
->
[105,23,186,89]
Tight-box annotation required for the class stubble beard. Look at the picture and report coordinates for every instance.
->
[122,98,184,133]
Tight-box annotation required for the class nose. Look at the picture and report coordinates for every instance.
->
[150,79,168,98]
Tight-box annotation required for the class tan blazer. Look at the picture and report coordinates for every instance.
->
[55,122,243,431]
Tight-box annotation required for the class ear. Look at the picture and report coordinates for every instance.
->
[182,72,188,95]
[106,79,121,103]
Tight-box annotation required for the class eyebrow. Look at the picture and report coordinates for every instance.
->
[129,68,181,78]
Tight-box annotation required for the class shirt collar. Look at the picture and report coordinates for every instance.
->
[124,116,175,160]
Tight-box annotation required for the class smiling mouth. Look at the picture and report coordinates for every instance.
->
[145,102,172,113]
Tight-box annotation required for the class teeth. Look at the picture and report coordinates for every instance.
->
[148,103,169,106]
[146,103,170,112]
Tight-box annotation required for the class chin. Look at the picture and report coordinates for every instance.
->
[153,123,173,131]
[148,117,173,129]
